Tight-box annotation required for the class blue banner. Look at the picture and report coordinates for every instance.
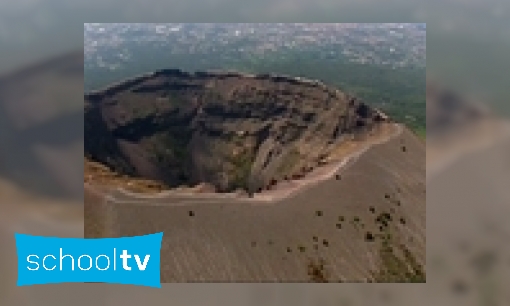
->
[15,232,163,288]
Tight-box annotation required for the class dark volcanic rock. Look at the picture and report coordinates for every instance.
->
[85,69,387,192]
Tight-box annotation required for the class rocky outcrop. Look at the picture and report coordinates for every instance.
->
[85,69,388,192]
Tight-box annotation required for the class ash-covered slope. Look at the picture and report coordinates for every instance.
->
[85,69,388,192]
[85,124,425,282]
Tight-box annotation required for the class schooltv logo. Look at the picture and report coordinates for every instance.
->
[15,232,163,288]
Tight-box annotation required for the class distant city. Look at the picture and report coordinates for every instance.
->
[85,23,425,72]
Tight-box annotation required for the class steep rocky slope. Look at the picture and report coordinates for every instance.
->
[85,69,388,192]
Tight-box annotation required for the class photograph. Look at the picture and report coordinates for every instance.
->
[84,23,426,282]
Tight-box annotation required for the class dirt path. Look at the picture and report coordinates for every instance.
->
[104,123,403,205]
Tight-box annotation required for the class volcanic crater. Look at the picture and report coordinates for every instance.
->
[85,69,389,194]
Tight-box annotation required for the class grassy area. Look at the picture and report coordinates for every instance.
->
[228,148,255,191]
[414,127,426,140]
[373,234,425,282]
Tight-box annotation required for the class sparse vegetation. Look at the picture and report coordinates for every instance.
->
[228,149,255,191]
[373,240,425,282]
[370,212,425,282]
[376,212,392,226]
[307,258,329,283]
[84,158,169,193]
